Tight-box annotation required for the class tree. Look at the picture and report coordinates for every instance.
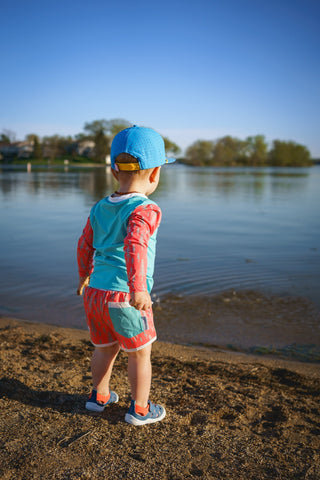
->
[33,136,42,160]
[109,120,132,136]
[42,135,73,161]
[163,137,181,156]
[83,119,130,137]
[26,134,42,160]
[212,136,247,166]
[84,120,109,138]
[268,140,312,167]
[185,140,214,166]
[0,129,16,143]
[245,135,268,166]
[74,133,89,141]
[94,128,109,163]
[0,133,11,143]
[83,118,131,162]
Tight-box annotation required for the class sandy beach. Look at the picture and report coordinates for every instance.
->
[1,292,320,479]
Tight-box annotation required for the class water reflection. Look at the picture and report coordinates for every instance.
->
[0,166,118,202]
[159,166,311,201]
[0,164,311,201]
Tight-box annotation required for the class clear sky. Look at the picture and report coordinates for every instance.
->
[1,0,319,156]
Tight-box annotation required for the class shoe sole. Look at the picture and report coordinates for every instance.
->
[125,407,166,426]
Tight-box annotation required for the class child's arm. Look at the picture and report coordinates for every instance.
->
[77,217,95,295]
[124,204,162,310]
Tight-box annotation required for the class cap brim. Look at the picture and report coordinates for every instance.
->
[165,157,176,164]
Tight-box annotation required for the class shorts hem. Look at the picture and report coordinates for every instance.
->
[121,336,157,353]
[91,340,119,348]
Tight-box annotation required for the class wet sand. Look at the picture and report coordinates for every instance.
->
[1,292,320,479]
[154,290,320,362]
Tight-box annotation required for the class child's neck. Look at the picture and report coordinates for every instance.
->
[116,179,148,196]
[115,189,146,196]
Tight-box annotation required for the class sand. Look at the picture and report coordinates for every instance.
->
[0,292,320,479]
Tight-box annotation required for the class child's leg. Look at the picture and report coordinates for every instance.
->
[125,343,166,425]
[127,343,152,408]
[91,343,120,398]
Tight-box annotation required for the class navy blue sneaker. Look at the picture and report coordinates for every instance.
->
[125,400,166,426]
[85,389,119,412]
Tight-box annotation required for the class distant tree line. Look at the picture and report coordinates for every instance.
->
[183,135,313,167]
[0,119,181,164]
[0,123,314,167]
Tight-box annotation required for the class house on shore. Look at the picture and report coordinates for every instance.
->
[75,140,96,158]
[0,140,34,161]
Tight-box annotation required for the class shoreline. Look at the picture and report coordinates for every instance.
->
[1,288,319,364]
[1,315,319,377]
[2,160,318,168]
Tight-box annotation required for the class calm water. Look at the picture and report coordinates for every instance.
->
[1,164,319,352]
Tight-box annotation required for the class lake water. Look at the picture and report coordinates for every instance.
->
[1,164,319,352]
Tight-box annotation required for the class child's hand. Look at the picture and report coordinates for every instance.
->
[130,291,152,311]
[77,276,90,296]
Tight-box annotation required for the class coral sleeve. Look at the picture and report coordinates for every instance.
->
[77,217,95,278]
[124,204,162,293]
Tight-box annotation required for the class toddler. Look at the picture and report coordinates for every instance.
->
[77,125,175,425]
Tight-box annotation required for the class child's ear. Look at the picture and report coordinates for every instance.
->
[111,168,119,181]
[149,166,160,183]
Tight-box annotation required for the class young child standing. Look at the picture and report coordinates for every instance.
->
[77,125,175,425]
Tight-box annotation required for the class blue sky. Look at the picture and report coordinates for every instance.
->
[1,0,320,156]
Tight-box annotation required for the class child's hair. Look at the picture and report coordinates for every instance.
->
[115,153,139,175]
[115,153,151,177]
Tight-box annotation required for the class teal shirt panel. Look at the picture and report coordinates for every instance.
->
[88,195,159,293]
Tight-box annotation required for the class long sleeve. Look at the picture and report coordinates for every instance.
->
[124,204,162,293]
[77,217,95,278]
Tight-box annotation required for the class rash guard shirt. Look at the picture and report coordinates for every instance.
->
[77,193,162,293]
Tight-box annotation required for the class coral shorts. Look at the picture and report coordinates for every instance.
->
[83,287,157,352]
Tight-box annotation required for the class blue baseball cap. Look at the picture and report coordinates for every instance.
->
[111,125,176,171]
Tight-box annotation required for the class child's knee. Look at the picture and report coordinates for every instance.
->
[95,343,120,355]
[127,344,152,359]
